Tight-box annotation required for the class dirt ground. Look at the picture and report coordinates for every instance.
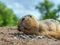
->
[0,27,60,45]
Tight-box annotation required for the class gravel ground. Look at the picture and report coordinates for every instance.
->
[0,27,60,45]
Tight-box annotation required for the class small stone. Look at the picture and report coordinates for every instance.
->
[37,36,45,39]
[19,35,28,39]
[14,37,17,39]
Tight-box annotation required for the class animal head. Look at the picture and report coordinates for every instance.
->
[21,15,37,27]
[18,14,39,35]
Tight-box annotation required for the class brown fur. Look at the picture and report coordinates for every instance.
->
[18,15,39,35]
[18,15,60,39]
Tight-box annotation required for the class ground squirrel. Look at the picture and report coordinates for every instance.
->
[18,15,60,39]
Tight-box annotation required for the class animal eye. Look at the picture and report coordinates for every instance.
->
[22,18,25,21]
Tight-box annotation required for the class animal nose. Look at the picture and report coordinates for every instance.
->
[22,18,25,21]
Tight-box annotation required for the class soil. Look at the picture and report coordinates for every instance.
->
[0,27,60,45]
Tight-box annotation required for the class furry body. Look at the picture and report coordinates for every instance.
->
[18,15,60,39]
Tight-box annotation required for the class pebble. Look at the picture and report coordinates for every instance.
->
[9,32,46,39]
[16,32,46,39]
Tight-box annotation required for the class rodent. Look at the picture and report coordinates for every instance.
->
[18,14,60,39]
